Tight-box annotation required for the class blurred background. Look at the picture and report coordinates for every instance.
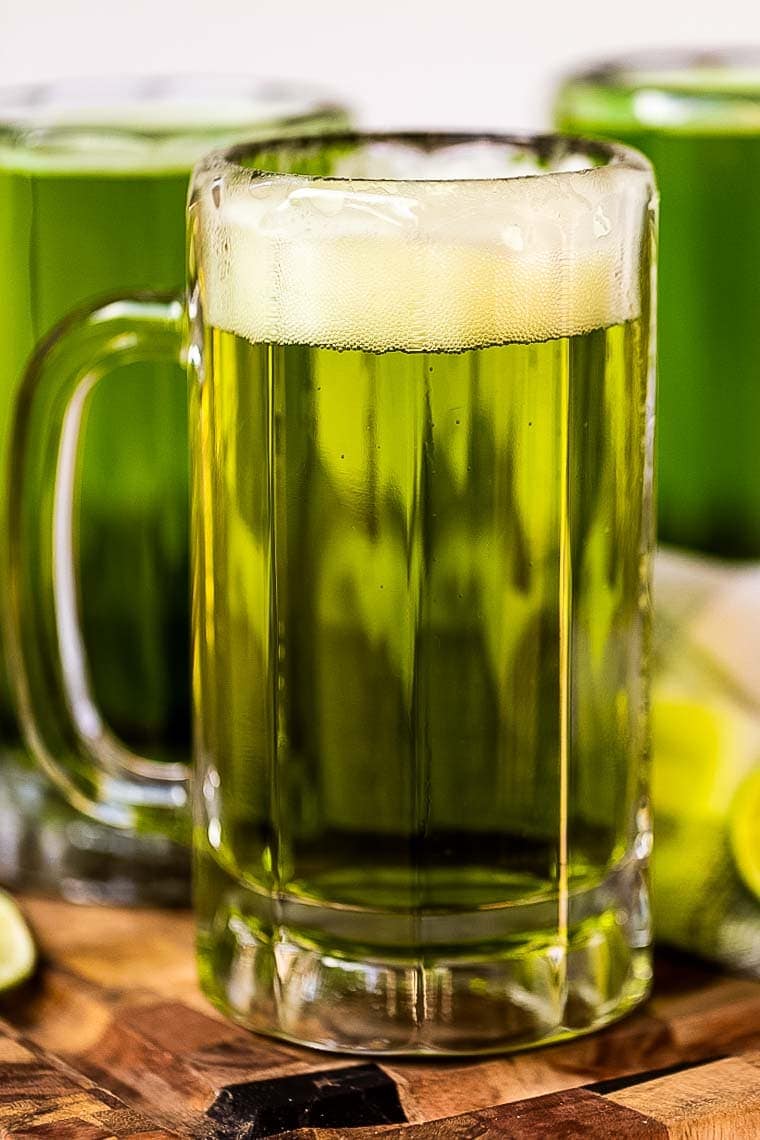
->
[3,0,760,128]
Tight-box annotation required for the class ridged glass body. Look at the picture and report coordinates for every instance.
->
[189,134,657,1051]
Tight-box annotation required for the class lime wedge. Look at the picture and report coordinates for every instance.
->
[729,767,760,901]
[0,890,36,991]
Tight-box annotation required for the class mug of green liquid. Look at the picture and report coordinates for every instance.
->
[556,51,760,975]
[9,132,656,1052]
[0,78,347,904]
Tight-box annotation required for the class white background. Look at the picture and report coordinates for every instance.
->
[1,0,760,129]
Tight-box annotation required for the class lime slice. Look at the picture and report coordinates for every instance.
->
[729,767,760,901]
[0,890,36,991]
[651,694,746,821]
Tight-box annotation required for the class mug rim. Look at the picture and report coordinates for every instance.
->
[556,48,760,133]
[0,74,344,134]
[199,129,652,187]
[562,46,760,90]
[0,75,347,173]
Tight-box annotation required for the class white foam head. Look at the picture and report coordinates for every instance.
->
[195,138,654,352]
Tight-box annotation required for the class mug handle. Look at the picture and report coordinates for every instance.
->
[6,291,189,839]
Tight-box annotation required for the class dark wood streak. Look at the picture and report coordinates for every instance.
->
[206,1064,406,1137]
[268,1089,668,1138]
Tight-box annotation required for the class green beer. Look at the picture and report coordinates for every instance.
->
[0,80,346,902]
[0,160,189,752]
[555,55,760,556]
[188,135,656,1050]
[556,55,760,973]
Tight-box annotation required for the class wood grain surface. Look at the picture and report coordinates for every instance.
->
[0,895,758,1138]
[0,1015,177,1138]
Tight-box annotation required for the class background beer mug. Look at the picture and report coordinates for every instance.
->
[10,132,656,1052]
[556,52,760,975]
[0,78,347,904]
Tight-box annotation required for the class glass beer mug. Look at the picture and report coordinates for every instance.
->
[9,132,657,1052]
[0,77,347,904]
[556,51,760,975]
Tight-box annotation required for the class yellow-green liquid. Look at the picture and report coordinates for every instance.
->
[193,319,653,1051]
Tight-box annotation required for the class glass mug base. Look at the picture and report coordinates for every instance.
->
[0,753,189,907]
[196,847,651,1055]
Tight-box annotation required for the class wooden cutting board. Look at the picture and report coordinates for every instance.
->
[1,894,759,1138]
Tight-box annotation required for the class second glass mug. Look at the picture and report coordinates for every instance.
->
[0,77,348,904]
[555,51,760,974]
[9,132,656,1053]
